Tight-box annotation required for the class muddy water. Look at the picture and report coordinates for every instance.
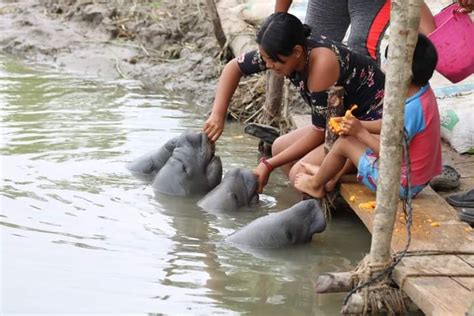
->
[0,57,371,315]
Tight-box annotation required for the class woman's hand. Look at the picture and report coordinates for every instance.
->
[253,161,272,193]
[203,113,225,142]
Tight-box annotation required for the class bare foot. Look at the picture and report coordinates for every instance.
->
[325,178,338,192]
[300,161,320,176]
[294,173,326,198]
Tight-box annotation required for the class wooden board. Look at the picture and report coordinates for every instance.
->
[341,182,474,316]
[341,183,474,252]
[393,255,474,316]
[340,183,474,253]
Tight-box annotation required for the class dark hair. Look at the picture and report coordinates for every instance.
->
[411,33,438,86]
[256,12,311,62]
[384,33,438,86]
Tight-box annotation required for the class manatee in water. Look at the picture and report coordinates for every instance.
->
[197,168,259,212]
[127,131,222,196]
[225,199,326,248]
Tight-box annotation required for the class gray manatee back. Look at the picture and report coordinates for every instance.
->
[225,199,326,248]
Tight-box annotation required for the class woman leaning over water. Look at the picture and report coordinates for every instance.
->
[203,12,386,193]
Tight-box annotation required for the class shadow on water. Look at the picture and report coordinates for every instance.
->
[1,56,371,315]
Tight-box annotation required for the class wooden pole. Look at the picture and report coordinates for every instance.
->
[342,0,422,313]
[324,86,345,153]
[368,0,422,273]
[205,0,232,59]
[259,71,284,125]
[315,272,353,293]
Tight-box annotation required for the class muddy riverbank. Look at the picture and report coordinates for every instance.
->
[0,0,228,107]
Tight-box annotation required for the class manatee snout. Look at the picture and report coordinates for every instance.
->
[197,168,259,212]
[128,131,222,196]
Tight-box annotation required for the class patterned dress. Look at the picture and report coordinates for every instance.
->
[237,35,385,129]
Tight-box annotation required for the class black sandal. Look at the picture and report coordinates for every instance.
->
[458,208,474,226]
[447,189,474,208]
[244,123,280,145]
[429,165,460,191]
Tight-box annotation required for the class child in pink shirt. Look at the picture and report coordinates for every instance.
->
[295,34,442,199]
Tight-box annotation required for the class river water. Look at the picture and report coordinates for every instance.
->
[0,57,371,315]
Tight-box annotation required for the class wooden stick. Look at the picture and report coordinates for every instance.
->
[324,86,345,153]
[259,71,284,125]
[314,272,353,293]
[205,0,231,59]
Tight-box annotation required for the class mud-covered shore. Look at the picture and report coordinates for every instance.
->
[1,0,227,107]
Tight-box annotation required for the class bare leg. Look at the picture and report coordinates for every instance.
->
[295,136,367,198]
[288,143,326,185]
[325,160,356,192]
[272,125,325,176]
[325,133,379,191]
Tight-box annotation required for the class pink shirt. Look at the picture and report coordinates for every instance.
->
[401,85,442,187]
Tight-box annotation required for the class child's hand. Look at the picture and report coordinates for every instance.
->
[203,113,225,142]
[340,117,366,137]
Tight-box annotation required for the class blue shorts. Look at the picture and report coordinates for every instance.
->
[357,149,425,199]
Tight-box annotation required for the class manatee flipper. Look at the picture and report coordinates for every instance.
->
[127,137,178,179]
[206,156,223,190]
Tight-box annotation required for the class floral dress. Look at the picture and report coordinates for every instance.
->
[237,34,385,129]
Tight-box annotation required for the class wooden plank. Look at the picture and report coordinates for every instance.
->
[341,182,474,315]
[395,255,474,290]
[340,183,474,253]
[393,255,473,316]
[460,255,474,268]
[393,274,472,316]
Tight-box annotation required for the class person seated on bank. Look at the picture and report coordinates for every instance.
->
[294,34,442,199]
[203,12,386,193]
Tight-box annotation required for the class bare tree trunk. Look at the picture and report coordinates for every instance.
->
[205,0,232,59]
[315,272,353,293]
[259,71,284,125]
[368,0,422,269]
[324,86,345,153]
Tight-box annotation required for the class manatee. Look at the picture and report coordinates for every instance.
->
[225,199,326,248]
[197,168,259,212]
[127,131,222,196]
